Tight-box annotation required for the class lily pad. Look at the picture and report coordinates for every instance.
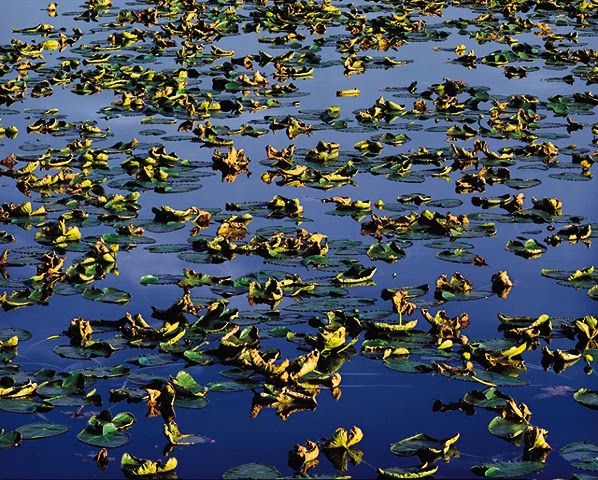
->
[504,178,542,189]
[471,460,545,478]
[82,287,131,304]
[376,465,439,479]
[77,410,136,448]
[284,297,376,312]
[574,389,598,410]
[0,399,41,414]
[391,432,460,463]
[0,431,21,449]
[15,422,70,440]
[121,453,177,477]
[223,463,280,479]
[384,359,434,374]
[163,420,214,446]
[561,442,598,470]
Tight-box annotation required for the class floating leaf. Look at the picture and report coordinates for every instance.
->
[488,417,528,443]
[0,431,21,449]
[77,410,134,448]
[82,287,131,304]
[574,389,598,410]
[121,453,177,477]
[284,297,376,312]
[15,422,69,440]
[471,460,545,478]
[436,249,478,264]
[505,238,548,259]
[223,463,280,479]
[560,442,598,470]
[333,264,377,284]
[390,432,460,463]
[504,178,542,189]
[163,420,214,446]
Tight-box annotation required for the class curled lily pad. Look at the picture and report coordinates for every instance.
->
[163,420,214,446]
[333,264,377,284]
[367,242,407,263]
[322,426,364,473]
[121,453,177,477]
[391,433,460,463]
[77,410,136,448]
[541,266,597,289]
[462,387,514,411]
[505,238,548,259]
[488,417,528,444]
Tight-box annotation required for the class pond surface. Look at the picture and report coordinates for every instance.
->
[0,0,597,478]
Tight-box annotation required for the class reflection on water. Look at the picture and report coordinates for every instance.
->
[0,0,597,478]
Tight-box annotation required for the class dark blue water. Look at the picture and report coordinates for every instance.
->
[0,1,597,478]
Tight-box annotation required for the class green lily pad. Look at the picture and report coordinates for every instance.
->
[207,380,261,392]
[77,410,136,448]
[284,297,376,312]
[0,431,22,449]
[376,465,439,479]
[439,368,528,387]
[367,242,407,263]
[471,460,545,478]
[574,389,598,410]
[548,172,592,182]
[223,463,280,479]
[101,233,156,245]
[436,249,478,264]
[504,178,542,189]
[126,353,181,367]
[15,422,69,440]
[0,399,41,414]
[462,388,513,411]
[561,442,598,470]
[384,359,434,374]
[74,365,130,379]
[505,238,547,259]
[0,328,32,342]
[488,417,528,443]
[82,286,131,304]
[438,290,495,302]
[424,241,474,250]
